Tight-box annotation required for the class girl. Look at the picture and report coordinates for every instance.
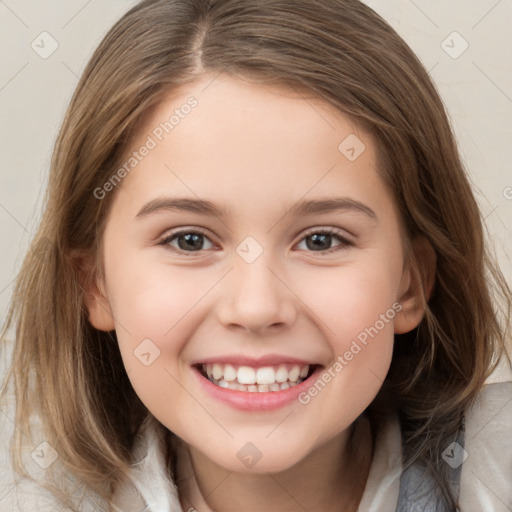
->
[1,0,511,511]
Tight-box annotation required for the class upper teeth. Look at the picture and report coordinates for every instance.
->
[203,363,310,386]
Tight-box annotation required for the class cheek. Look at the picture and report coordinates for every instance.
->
[103,255,217,407]
[296,271,397,442]
[101,224,403,447]
[105,252,215,343]
[291,254,400,422]
[294,254,402,343]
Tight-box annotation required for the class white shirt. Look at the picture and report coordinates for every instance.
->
[1,369,511,511]
[111,374,512,511]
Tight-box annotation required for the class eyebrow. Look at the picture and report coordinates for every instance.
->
[135,197,377,221]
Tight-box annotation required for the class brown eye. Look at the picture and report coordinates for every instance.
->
[296,230,352,253]
[161,230,215,252]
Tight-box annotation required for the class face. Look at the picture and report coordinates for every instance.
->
[87,73,421,474]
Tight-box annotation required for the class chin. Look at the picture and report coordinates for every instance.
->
[205,442,308,474]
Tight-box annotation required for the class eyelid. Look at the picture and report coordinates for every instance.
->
[158,227,217,251]
[294,226,354,254]
[158,226,354,254]
[299,226,353,241]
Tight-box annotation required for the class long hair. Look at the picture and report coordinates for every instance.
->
[1,0,510,509]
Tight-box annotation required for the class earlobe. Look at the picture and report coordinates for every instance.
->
[74,252,116,332]
[83,276,116,331]
[394,237,436,335]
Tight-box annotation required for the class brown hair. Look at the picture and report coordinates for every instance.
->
[1,0,510,509]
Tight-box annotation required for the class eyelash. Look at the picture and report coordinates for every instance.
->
[158,227,353,255]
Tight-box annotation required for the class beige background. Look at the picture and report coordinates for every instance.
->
[1,0,511,333]
[0,1,511,506]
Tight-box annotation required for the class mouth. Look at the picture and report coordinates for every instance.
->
[195,362,319,393]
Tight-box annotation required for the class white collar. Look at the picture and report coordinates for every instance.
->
[111,415,182,511]
[111,414,403,512]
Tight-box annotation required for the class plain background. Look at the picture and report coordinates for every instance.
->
[1,3,511,507]
[0,0,511,347]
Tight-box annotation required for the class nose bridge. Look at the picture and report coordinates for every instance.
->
[216,245,296,332]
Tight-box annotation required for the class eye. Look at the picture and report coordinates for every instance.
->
[160,229,215,253]
[295,229,353,254]
[159,227,352,254]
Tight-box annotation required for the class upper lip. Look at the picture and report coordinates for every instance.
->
[191,354,320,367]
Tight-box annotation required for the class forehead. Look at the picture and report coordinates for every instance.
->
[140,74,368,155]
[112,73,393,223]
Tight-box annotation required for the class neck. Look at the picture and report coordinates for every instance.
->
[174,416,373,512]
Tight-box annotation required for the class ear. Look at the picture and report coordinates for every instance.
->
[394,236,436,334]
[74,252,116,332]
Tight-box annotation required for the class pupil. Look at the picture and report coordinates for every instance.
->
[176,233,333,251]
[178,233,203,251]
[307,233,331,251]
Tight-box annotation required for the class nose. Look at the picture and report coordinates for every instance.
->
[216,255,298,334]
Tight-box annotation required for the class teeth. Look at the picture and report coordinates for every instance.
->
[237,366,256,385]
[275,365,289,383]
[212,363,223,381]
[201,363,312,392]
[288,366,300,382]
[256,367,276,385]
[223,364,237,382]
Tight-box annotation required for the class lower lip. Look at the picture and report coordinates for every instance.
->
[192,366,322,412]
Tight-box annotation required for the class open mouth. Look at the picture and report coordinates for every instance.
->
[195,363,319,393]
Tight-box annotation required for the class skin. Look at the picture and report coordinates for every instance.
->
[85,73,434,512]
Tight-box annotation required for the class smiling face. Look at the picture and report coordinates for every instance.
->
[85,73,425,475]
